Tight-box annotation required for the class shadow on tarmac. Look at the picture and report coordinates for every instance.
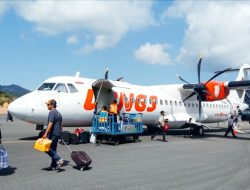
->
[0,166,17,176]
[19,136,38,141]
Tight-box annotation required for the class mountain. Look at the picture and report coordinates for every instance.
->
[0,84,30,97]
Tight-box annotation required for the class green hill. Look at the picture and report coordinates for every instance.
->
[0,91,13,106]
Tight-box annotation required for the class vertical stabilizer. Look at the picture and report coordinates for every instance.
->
[228,64,250,103]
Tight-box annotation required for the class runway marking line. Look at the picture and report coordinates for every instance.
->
[2,140,32,144]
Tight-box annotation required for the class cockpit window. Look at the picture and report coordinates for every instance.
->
[54,83,68,93]
[67,83,78,93]
[37,83,56,91]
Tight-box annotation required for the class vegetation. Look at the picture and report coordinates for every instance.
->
[0,91,14,106]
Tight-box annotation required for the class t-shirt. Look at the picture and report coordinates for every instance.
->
[48,109,62,137]
[158,115,165,127]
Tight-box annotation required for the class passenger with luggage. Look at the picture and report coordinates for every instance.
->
[43,99,64,170]
[151,111,168,142]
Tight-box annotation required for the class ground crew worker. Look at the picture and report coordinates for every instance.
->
[224,114,237,138]
[43,99,64,170]
[109,100,118,123]
[151,111,167,142]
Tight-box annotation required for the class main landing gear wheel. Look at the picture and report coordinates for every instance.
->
[190,125,204,136]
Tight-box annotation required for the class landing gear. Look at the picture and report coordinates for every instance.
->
[190,125,204,136]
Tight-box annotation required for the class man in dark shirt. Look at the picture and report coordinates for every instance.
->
[43,99,63,170]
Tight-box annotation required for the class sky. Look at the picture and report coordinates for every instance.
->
[1,0,250,90]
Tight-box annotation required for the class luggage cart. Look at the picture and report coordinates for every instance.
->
[92,113,143,145]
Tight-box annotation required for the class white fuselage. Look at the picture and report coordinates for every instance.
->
[8,76,248,129]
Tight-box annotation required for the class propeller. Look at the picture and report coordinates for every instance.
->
[104,68,109,80]
[177,57,232,120]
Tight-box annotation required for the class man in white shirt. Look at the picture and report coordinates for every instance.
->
[151,111,167,142]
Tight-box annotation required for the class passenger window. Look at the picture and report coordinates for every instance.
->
[37,83,55,91]
[170,100,173,105]
[179,101,182,106]
[54,83,68,93]
[137,98,141,104]
[191,102,194,107]
[160,99,163,105]
[188,102,190,107]
[125,97,128,103]
[174,101,177,106]
[149,99,152,105]
[67,83,78,93]
[165,100,168,105]
[195,103,198,108]
[184,102,186,107]
[131,97,135,103]
[155,99,158,105]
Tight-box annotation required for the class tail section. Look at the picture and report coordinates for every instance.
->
[228,64,250,103]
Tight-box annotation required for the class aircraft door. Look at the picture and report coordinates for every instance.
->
[92,79,115,114]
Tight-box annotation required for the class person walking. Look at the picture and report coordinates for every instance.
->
[224,114,237,138]
[151,111,167,142]
[43,99,64,170]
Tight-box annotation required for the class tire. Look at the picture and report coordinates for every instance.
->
[114,137,120,145]
[190,125,204,136]
[133,135,139,143]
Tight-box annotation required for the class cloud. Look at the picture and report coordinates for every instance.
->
[0,1,8,18]
[12,1,155,53]
[163,1,250,71]
[66,35,79,45]
[134,43,172,65]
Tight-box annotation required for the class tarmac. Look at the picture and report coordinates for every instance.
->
[1,115,250,190]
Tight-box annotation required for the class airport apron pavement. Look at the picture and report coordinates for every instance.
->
[1,115,250,190]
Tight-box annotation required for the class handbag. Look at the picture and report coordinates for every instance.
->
[34,138,52,152]
[163,124,170,132]
[0,145,8,168]
[90,134,96,144]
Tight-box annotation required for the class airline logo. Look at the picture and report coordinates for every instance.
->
[83,89,158,112]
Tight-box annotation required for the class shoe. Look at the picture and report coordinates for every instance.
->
[163,140,168,142]
[233,136,237,138]
[56,159,64,169]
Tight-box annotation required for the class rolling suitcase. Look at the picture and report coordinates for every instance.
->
[61,139,92,171]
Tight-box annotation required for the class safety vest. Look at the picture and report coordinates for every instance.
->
[109,103,118,114]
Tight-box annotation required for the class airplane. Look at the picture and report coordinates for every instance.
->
[8,58,250,136]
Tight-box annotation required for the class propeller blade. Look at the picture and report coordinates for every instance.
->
[177,74,191,84]
[197,57,202,83]
[116,77,124,81]
[198,95,202,120]
[183,92,196,102]
[205,68,232,85]
[104,68,109,80]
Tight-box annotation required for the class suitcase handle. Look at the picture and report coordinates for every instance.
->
[60,138,72,153]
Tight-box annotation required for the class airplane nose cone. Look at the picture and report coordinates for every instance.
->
[8,96,28,120]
